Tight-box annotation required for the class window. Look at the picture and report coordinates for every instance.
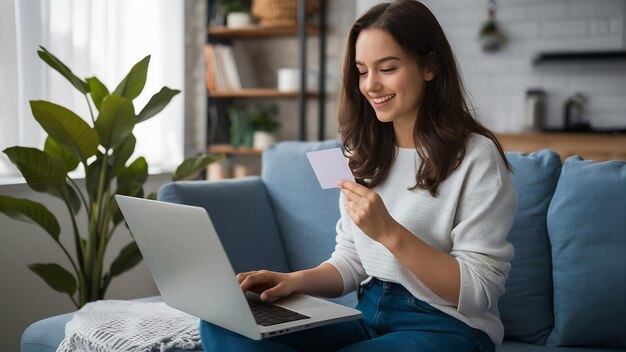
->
[0,0,184,180]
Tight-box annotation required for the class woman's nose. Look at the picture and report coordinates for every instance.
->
[364,73,381,92]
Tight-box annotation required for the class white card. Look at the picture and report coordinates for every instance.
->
[306,148,355,189]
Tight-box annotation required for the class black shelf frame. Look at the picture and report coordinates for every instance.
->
[533,50,626,65]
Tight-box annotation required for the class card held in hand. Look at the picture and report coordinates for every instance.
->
[306,148,355,189]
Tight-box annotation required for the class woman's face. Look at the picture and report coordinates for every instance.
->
[355,28,434,129]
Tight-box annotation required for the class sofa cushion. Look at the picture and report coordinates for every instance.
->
[499,150,561,344]
[546,156,626,347]
[261,140,342,272]
[497,341,626,352]
[158,178,290,274]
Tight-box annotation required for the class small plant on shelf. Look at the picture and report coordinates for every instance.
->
[220,0,253,28]
[249,104,280,134]
[220,0,252,14]
[249,104,280,149]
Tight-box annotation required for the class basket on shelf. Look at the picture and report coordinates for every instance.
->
[252,0,319,27]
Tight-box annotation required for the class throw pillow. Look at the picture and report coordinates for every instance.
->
[546,156,626,347]
[499,150,561,344]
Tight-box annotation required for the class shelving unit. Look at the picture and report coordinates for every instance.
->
[208,25,320,39]
[206,0,327,150]
[208,88,319,99]
[532,50,626,65]
[207,144,263,155]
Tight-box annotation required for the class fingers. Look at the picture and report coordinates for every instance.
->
[236,270,293,302]
[238,270,269,293]
[236,271,257,286]
[337,180,368,196]
[260,282,290,302]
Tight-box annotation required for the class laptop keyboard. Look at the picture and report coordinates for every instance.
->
[247,299,310,326]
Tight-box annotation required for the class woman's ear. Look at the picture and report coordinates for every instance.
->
[424,67,436,82]
[423,52,437,82]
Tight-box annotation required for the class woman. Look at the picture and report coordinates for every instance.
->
[201,1,517,351]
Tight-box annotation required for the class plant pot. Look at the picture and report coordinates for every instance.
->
[253,131,276,149]
[227,12,252,28]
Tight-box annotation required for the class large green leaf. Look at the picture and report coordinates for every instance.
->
[111,196,124,226]
[110,134,136,177]
[85,152,109,202]
[3,147,66,197]
[44,137,79,172]
[136,87,181,123]
[95,95,135,149]
[37,46,89,94]
[30,100,99,163]
[173,154,224,181]
[109,241,143,277]
[113,56,150,100]
[87,77,110,110]
[0,195,60,241]
[28,263,77,295]
[63,182,82,215]
[116,157,148,196]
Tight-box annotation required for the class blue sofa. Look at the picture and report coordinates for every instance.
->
[22,140,626,351]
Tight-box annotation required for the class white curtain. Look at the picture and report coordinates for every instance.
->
[1,0,184,179]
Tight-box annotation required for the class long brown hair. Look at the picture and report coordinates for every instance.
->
[338,0,511,196]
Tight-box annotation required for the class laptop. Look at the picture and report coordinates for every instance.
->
[115,195,361,340]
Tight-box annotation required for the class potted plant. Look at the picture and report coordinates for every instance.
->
[227,105,254,148]
[0,47,222,308]
[221,0,253,28]
[249,104,280,149]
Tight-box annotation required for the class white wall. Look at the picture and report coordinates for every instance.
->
[0,0,20,177]
[357,0,626,132]
[0,176,167,351]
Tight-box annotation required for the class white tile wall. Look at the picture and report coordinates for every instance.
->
[357,0,626,132]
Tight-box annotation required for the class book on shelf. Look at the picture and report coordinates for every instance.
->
[205,43,242,92]
[204,44,217,94]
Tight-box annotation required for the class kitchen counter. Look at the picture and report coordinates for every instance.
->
[496,132,626,161]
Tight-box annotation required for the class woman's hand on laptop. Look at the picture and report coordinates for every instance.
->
[237,270,297,302]
[237,263,344,302]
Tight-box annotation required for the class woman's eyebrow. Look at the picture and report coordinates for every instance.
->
[355,56,401,66]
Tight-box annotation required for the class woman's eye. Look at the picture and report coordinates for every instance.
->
[358,71,368,76]
[381,67,396,73]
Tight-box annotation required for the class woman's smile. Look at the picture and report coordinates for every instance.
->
[371,94,396,106]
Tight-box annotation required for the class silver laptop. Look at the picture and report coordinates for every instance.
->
[115,195,361,340]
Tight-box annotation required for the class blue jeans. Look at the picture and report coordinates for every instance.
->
[200,278,494,351]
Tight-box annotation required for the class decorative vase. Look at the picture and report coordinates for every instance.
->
[227,12,252,28]
[253,131,275,149]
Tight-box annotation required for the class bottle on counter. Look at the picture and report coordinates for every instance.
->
[563,92,590,132]
[525,89,546,132]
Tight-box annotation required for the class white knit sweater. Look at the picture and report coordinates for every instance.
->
[326,133,517,345]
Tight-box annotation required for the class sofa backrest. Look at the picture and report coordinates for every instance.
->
[261,140,343,272]
[158,178,290,274]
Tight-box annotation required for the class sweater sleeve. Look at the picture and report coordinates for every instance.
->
[450,146,517,316]
[324,192,368,295]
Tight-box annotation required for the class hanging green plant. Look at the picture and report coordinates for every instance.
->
[479,0,506,53]
[0,46,223,308]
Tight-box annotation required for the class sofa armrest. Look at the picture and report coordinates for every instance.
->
[157,177,290,273]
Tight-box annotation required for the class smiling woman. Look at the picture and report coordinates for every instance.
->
[0,0,185,180]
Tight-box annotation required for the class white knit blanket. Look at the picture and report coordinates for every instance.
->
[56,300,201,352]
